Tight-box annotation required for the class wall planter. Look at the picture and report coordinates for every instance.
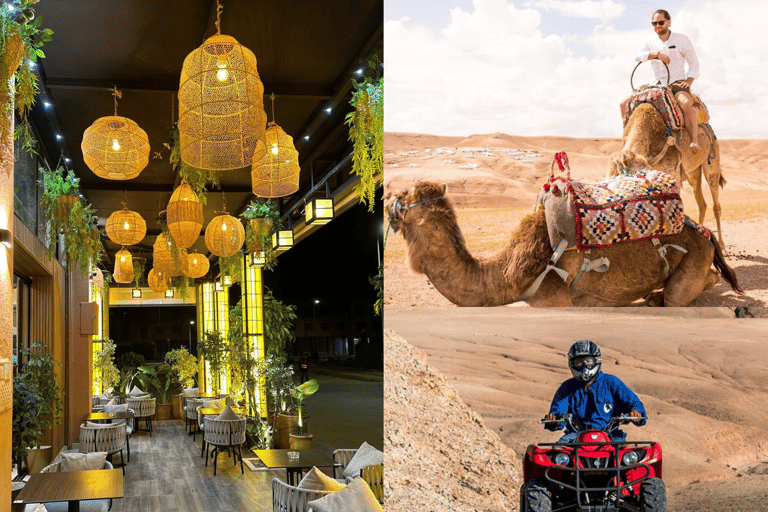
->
[155,403,172,421]
[289,432,313,450]
[274,411,299,449]
[171,393,183,419]
[25,446,52,474]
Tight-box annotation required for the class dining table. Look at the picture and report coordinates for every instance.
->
[84,411,130,423]
[252,449,335,486]
[14,468,124,512]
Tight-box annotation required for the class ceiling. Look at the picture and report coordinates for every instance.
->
[28,0,383,276]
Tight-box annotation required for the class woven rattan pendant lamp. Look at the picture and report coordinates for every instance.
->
[113,248,134,284]
[106,207,147,246]
[178,0,266,170]
[167,182,203,248]
[82,86,150,180]
[205,213,245,257]
[185,251,210,279]
[153,232,188,277]
[251,94,300,197]
[148,268,170,293]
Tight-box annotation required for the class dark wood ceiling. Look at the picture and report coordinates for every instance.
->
[29,0,382,273]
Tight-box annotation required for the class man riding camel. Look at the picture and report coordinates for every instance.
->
[620,9,701,151]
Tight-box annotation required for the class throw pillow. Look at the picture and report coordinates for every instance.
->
[215,405,240,421]
[60,452,108,472]
[105,398,117,406]
[203,399,224,409]
[298,466,346,492]
[342,442,384,479]
[182,387,199,396]
[102,403,128,414]
[129,385,144,397]
[307,478,382,512]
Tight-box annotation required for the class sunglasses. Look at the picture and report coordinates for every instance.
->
[651,20,668,26]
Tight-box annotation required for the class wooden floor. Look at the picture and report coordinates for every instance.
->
[111,420,279,512]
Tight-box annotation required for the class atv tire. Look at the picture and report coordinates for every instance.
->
[640,477,667,512]
[522,479,552,512]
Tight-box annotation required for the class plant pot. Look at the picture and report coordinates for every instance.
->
[54,195,79,221]
[171,394,182,419]
[248,218,273,251]
[25,446,53,474]
[274,411,299,449]
[289,433,313,450]
[155,403,172,421]
[11,481,26,512]
[5,33,24,77]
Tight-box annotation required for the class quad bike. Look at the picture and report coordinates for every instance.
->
[521,413,666,512]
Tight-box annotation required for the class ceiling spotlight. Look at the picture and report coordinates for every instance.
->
[27,60,35,69]
[43,101,52,109]
[64,158,71,164]
[55,134,63,141]
[303,135,309,141]
[355,68,363,75]
[325,107,332,114]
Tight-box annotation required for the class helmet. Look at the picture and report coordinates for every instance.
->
[567,340,602,382]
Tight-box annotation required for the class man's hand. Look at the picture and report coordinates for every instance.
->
[629,409,643,425]
[656,52,671,65]
[543,413,559,431]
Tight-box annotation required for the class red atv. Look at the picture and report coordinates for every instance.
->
[521,413,665,512]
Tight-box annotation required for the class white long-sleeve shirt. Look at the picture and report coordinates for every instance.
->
[635,31,699,85]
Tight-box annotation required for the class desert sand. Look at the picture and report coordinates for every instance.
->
[384,307,768,511]
[383,132,768,308]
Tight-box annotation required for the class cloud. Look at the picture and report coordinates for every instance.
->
[528,0,625,22]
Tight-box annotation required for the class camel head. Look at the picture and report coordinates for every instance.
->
[607,150,651,178]
[385,181,448,233]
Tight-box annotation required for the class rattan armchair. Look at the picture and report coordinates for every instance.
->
[39,460,114,512]
[126,396,156,436]
[272,478,335,512]
[332,449,357,480]
[78,422,127,475]
[203,416,246,475]
[361,464,384,504]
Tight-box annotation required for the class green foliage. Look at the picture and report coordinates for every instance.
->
[116,351,145,370]
[256,355,294,414]
[134,364,182,404]
[132,258,145,288]
[38,167,104,275]
[118,367,137,394]
[263,287,297,358]
[165,347,198,388]
[345,57,383,212]
[1,0,52,160]
[172,275,192,299]
[227,303,254,407]
[199,330,229,392]
[291,378,319,434]
[169,127,220,205]
[92,338,120,394]
[246,416,272,450]
[219,250,244,284]
[241,198,280,221]
[369,261,383,316]
[12,343,64,468]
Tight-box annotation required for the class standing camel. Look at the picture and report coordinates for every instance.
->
[609,102,725,248]
[386,181,740,307]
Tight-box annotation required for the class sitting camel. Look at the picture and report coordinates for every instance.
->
[386,181,740,307]
[609,102,725,248]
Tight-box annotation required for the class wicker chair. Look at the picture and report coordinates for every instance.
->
[272,478,335,512]
[332,449,357,480]
[361,464,384,504]
[186,398,203,436]
[78,422,127,475]
[203,416,246,475]
[39,460,114,512]
[126,396,156,436]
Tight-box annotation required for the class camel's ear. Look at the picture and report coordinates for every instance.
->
[439,184,447,196]
[607,153,622,177]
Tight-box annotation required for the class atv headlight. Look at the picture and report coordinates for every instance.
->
[621,451,640,466]
[554,453,571,466]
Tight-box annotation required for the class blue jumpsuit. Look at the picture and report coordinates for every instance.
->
[549,372,646,442]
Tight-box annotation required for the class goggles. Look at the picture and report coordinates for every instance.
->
[571,356,597,370]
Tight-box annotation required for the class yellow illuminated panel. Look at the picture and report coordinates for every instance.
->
[243,265,266,417]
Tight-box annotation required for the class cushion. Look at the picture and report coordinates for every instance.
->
[298,466,346,492]
[215,405,240,421]
[44,500,109,512]
[102,403,128,414]
[129,385,145,396]
[99,392,112,400]
[105,398,117,406]
[182,387,198,396]
[60,452,108,472]
[342,442,384,479]
[86,421,125,428]
[203,399,224,409]
[307,478,382,512]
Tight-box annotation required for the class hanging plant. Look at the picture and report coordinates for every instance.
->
[156,211,183,273]
[132,258,145,288]
[1,1,53,161]
[101,270,112,299]
[168,127,220,205]
[218,249,243,284]
[39,167,104,275]
[241,198,281,270]
[172,275,192,299]
[345,56,383,212]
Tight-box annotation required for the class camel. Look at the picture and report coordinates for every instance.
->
[608,102,725,248]
[385,181,741,307]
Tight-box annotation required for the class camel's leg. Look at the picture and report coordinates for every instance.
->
[703,142,726,249]
[686,165,707,225]
[662,239,715,306]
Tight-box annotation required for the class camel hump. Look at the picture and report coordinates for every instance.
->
[624,86,684,133]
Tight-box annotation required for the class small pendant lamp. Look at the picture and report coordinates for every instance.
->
[148,268,170,293]
[106,207,147,246]
[177,0,266,170]
[251,94,300,197]
[153,232,188,277]
[167,182,203,248]
[205,213,245,257]
[81,86,150,180]
[113,248,134,284]
[185,251,210,279]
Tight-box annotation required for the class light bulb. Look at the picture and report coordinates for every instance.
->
[112,139,120,151]
[222,223,228,231]
[193,259,198,265]
[216,60,228,82]
[120,255,125,262]
[271,143,279,155]
[123,222,130,230]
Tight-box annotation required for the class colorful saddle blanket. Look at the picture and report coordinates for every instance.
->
[623,86,684,132]
[536,170,685,251]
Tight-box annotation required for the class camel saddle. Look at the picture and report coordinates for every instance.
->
[535,169,685,251]
[623,85,710,133]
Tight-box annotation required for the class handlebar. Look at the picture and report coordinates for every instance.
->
[540,413,647,432]
[630,60,670,92]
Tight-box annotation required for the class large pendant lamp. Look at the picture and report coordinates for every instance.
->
[185,252,210,279]
[251,95,300,197]
[148,268,169,293]
[153,232,188,277]
[113,248,134,284]
[106,207,146,246]
[205,213,244,257]
[82,86,150,180]
[177,0,266,170]
[167,182,203,248]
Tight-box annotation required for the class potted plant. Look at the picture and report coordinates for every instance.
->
[92,338,120,396]
[1,0,53,161]
[12,344,64,475]
[345,56,383,212]
[198,330,228,394]
[134,364,182,421]
[241,198,280,260]
[165,347,198,418]
[256,355,295,448]
[289,378,319,449]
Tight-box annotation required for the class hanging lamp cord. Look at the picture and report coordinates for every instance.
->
[112,85,122,116]
[215,0,223,35]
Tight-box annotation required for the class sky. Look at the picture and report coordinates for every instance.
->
[385,0,768,138]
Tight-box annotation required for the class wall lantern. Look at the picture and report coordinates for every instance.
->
[215,281,224,292]
[272,229,294,250]
[165,289,175,298]
[0,228,12,249]
[132,288,142,299]
[249,251,266,267]
[305,198,334,225]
